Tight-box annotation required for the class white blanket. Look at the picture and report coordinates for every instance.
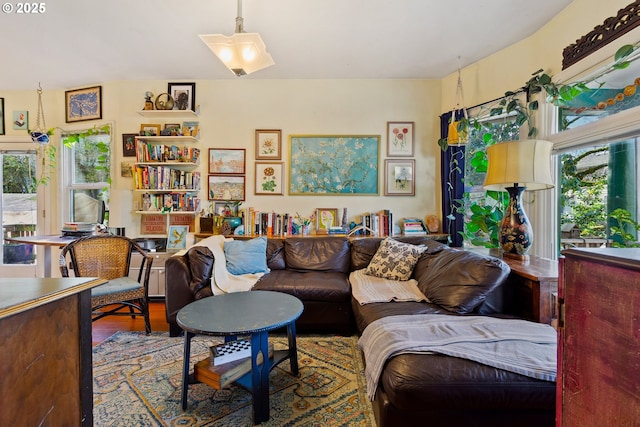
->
[349,269,429,305]
[358,314,557,401]
[196,235,264,295]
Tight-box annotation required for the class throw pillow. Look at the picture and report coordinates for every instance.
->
[224,236,269,275]
[364,238,427,281]
[415,247,511,314]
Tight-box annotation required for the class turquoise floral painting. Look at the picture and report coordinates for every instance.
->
[289,135,379,195]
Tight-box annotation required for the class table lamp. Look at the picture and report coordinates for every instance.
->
[483,139,554,258]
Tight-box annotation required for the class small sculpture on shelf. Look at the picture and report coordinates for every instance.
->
[143,91,154,110]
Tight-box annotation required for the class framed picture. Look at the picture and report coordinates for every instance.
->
[255,162,284,195]
[255,129,282,159]
[387,121,414,157]
[208,175,246,201]
[384,159,415,196]
[0,98,4,135]
[167,225,189,251]
[122,133,137,157]
[12,110,28,130]
[168,82,196,111]
[208,148,246,174]
[289,135,379,195]
[182,121,199,137]
[65,86,102,123]
[315,208,339,233]
[139,123,161,136]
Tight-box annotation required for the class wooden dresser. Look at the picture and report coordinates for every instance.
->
[557,248,640,426]
[0,277,105,427]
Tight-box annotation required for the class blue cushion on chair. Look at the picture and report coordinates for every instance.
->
[91,277,143,298]
[224,236,269,275]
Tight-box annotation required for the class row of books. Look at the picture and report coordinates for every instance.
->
[358,210,393,237]
[141,193,201,212]
[133,165,202,191]
[241,209,306,236]
[135,140,201,164]
[400,218,428,235]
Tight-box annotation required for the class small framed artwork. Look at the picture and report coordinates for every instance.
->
[168,82,196,111]
[122,133,137,157]
[255,162,284,195]
[255,129,282,160]
[208,175,246,201]
[208,148,246,174]
[163,123,181,135]
[140,123,161,136]
[316,208,339,233]
[167,225,189,251]
[387,121,414,157]
[12,111,28,130]
[214,201,228,216]
[385,159,415,196]
[182,121,199,137]
[0,98,4,135]
[65,85,102,123]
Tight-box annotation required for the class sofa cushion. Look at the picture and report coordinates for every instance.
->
[266,239,286,270]
[253,269,351,302]
[365,238,427,281]
[284,237,351,273]
[186,246,214,299]
[415,247,510,314]
[224,236,269,275]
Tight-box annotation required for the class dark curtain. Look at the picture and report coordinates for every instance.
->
[440,110,466,247]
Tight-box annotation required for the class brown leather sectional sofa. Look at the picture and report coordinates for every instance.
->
[164,236,556,427]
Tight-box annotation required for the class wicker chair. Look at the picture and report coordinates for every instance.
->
[59,234,153,333]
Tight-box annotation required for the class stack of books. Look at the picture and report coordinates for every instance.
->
[401,218,427,235]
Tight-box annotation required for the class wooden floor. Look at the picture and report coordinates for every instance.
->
[92,300,169,346]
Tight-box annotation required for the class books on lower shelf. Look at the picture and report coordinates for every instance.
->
[210,339,251,366]
[401,217,427,235]
[194,342,275,390]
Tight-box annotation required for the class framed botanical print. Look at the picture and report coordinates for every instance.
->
[255,129,282,159]
[208,148,246,174]
[122,133,137,157]
[384,159,415,196]
[167,225,189,251]
[255,162,284,195]
[387,121,414,157]
[208,175,246,201]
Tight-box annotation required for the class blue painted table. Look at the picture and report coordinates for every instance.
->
[176,290,304,424]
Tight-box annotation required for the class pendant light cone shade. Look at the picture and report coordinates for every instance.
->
[200,32,274,76]
[483,139,554,257]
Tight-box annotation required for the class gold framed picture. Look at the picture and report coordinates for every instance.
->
[139,123,161,136]
[315,208,338,233]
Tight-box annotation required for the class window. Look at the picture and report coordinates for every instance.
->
[62,128,111,225]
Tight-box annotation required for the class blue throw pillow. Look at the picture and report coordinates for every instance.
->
[224,236,269,275]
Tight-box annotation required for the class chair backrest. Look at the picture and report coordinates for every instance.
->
[59,234,150,280]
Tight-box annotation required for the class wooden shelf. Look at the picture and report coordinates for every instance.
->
[134,210,198,215]
[135,135,199,143]
[137,107,199,118]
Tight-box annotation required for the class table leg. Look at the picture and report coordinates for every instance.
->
[43,245,51,277]
[251,331,271,424]
[181,331,194,410]
[287,321,299,376]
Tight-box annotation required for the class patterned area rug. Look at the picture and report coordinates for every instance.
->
[93,332,375,426]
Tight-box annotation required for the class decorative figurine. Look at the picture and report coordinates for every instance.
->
[143,91,154,110]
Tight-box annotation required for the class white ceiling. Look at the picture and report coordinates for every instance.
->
[1,0,574,91]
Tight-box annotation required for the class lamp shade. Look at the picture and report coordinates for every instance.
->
[483,139,554,191]
[200,32,275,76]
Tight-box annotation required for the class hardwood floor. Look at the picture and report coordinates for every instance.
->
[92,300,169,346]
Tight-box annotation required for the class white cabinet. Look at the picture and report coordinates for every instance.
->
[130,251,174,297]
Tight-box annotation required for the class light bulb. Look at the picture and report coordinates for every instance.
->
[220,48,233,63]
[242,47,256,61]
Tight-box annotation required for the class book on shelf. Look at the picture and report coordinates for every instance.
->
[400,217,428,235]
[194,342,274,390]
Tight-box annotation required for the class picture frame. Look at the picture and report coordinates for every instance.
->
[208,175,246,201]
[387,121,414,157]
[384,159,416,196]
[65,85,102,123]
[139,123,161,136]
[208,148,246,174]
[12,110,28,130]
[315,208,339,233]
[289,135,379,195]
[122,133,137,157]
[167,225,189,251]
[182,121,199,137]
[214,201,229,216]
[168,82,196,111]
[255,162,284,195]
[0,98,4,135]
[255,129,282,160]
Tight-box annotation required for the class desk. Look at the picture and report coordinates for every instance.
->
[5,234,78,277]
[177,291,303,424]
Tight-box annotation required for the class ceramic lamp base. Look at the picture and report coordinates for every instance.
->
[499,185,533,256]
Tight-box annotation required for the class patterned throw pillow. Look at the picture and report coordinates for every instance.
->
[364,238,427,281]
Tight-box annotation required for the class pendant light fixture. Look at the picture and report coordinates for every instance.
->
[199,0,274,77]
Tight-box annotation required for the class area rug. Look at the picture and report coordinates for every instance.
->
[93,332,375,426]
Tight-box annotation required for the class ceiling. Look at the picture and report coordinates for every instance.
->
[2,0,574,91]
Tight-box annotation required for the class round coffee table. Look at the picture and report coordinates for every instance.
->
[177,290,304,424]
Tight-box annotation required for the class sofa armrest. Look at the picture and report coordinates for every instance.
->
[164,254,195,329]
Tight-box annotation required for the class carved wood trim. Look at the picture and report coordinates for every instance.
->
[562,0,640,70]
